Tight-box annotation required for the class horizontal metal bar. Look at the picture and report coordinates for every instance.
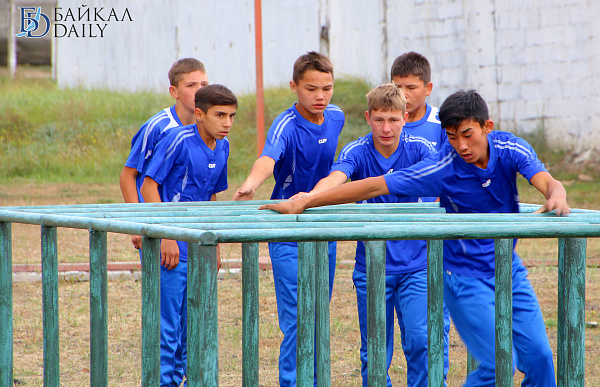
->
[8,206,445,218]
[2,209,599,244]
[98,218,600,232]
[210,222,600,243]
[4,209,599,226]
[0,210,215,244]
[4,201,441,213]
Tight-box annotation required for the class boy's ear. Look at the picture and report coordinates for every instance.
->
[194,107,205,122]
[483,119,494,133]
[425,82,433,96]
[290,80,298,94]
[364,110,370,124]
[169,85,178,99]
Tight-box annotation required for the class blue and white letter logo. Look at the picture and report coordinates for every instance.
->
[16,7,51,38]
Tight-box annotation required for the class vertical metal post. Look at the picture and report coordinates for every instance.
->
[89,230,108,386]
[366,240,386,387]
[41,225,60,386]
[254,0,265,156]
[380,0,389,83]
[318,0,330,56]
[188,242,219,386]
[558,238,566,387]
[494,238,513,387]
[0,223,13,386]
[315,241,331,387]
[557,239,565,387]
[557,238,586,387]
[297,241,316,387]
[427,239,444,387]
[242,242,259,387]
[141,236,161,386]
[466,352,478,375]
[51,1,57,81]
[8,1,17,78]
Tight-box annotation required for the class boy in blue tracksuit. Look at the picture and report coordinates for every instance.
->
[120,58,209,250]
[262,90,569,387]
[390,52,447,152]
[233,51,344,386]
[294,83,449,386]
[141,84,237,387]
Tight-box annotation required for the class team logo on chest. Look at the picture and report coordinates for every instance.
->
[318,138,327,144]
[208,163,216,169]
[482,179,492,188]
[387,168,394,174]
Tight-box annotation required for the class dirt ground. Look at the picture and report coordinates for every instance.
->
[2,182,600,386]
[9,265,600,386]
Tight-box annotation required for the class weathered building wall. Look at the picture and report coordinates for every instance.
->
[52,0,600,150]
[54,0,319,93]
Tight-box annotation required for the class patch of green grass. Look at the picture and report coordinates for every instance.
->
[0,75,171,183]
[0,75,374,185]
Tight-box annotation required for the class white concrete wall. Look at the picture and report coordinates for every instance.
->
[55,0,320,94]
[55,0,600,150]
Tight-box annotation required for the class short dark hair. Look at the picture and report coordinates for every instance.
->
[292,51,334,84]
[439,90,489,131]
[168,58,206,87]
[195,84,238,113]
[390,52,431,84]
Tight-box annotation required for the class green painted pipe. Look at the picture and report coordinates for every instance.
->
[141,237,161,386]
[495,239,513,386]
[41,225,60,386]
[0,223,13,387]
[242,243,260,387]
[558,238,586,387]
[315,241,331,387]
[427,239,444,387]
[297,242,316,387]
[89,230,108,386]
[366,240,386,387]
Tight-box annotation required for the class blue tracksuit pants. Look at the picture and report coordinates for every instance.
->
[443,262,556,386]
[160,261,188,387]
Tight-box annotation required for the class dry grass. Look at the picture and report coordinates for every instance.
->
[10,266,600,386]
[3,182,600,386]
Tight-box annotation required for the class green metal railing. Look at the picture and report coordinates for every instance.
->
[0,201,597,386]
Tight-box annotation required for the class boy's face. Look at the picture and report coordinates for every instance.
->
[366,108,408,154]
[446,119,493,169]
[170,70,209,114]
[195,105,237,140]
[290,70,334,123]
[392,74,432,119]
